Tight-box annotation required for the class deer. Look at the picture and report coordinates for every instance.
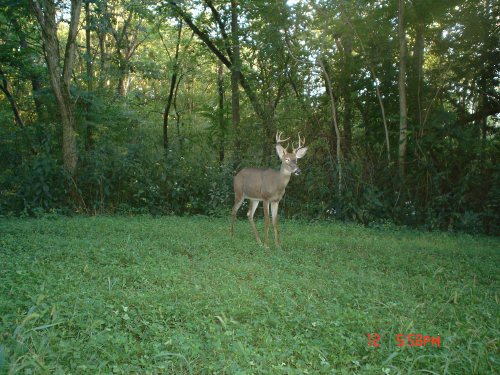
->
[230,131,308,248]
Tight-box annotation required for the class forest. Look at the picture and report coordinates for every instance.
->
[0,0,499,234]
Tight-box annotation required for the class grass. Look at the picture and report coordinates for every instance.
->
[0,215,498,374]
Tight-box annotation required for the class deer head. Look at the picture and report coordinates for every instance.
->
[276,132,308,176]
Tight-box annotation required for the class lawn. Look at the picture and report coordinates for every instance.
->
[0,215,498,374]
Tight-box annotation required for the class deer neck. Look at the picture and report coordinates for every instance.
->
[279,164,292,186]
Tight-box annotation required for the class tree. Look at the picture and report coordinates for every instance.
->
[100,0,151,96]
[84,0,94,150]
[317,56,342,197]
[168,0,290,162]
[162,18,183,152]
[0,0,498,233]
[0,68,25,129]
[9,14,45,121]
[341,7,391,164]
[217,59,226,164]
[230,0,241,165]
[30,0,82,176]
[398,0,408,181]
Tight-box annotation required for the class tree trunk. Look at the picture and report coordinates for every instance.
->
[30,72,44,120]
[217,60,225,164]
[341,34,353,157]
[163,19,182,153]
[59,90,78,174]
[413,22,424,130]
[398,0,408,181]
[85,0,94,150]
[116,61,128,96]
[98,29,107,88]
[173,75,183,153]
[318,56,342,197]
[0,68,38,155]
[0,68,26,129]
[231,0,241,167]
[262,113,274,164]
[30,0,82,176]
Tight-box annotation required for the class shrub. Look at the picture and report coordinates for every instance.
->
[0,152,68,216]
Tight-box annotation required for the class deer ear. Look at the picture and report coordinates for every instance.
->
[276,144,286,160]
[295,147,308,159]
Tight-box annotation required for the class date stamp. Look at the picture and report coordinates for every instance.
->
[367,333,441,347]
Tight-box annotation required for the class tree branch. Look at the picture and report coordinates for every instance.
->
[459,100,500,125]
[0,68,25,128]
[205,0,233,61]
[170,3,231,68]
[168,2,264,119]
[62,0,83,87]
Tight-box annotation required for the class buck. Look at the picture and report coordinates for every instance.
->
[230,131,308,247]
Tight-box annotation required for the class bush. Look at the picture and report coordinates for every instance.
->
[0,152,69,216]
[162,146,233,216]
[78,141,166,214]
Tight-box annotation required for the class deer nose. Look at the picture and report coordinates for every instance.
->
[294,167,301,176]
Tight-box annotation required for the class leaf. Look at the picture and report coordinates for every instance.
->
[383,351,399,365]
[29,321,65,332]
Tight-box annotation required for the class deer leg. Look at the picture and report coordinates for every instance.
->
[231,194,244,237]
[248,200,262,245]
[263,200,270,248]
[271,201,280,247]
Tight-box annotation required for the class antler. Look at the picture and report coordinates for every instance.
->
[292,132,306,153]
[275,131,290,144]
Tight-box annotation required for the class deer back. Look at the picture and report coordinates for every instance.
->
[234,168,290,202]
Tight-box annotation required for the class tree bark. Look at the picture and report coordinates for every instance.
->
[398,0,408,181]
[0,68,26,129]
[317,56,342,197]
[413,22,424,130]
[97,1,108,90]
[231,0,241,167]
[0,68,38,155]
[173,75,183,153]
[98,31,107,88]
[217,60,225,164]
[30,0,82,176]
[341,33,353,157]
[85,0,94,150]
[163,19,182,152]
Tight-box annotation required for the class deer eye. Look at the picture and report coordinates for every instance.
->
[285,158,290,162]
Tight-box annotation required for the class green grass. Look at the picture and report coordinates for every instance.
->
[0,216,498,374]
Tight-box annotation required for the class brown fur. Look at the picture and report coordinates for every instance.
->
[230,144,307,247]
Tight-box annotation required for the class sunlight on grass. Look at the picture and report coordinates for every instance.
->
[1,216,498,373]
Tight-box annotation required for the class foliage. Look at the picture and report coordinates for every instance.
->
[0,216,499,373]
[0,0,498,234]
[162,145,232,216]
